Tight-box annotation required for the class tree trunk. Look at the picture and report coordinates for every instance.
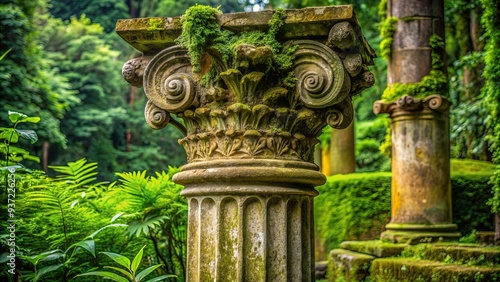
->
[42,141,49,173]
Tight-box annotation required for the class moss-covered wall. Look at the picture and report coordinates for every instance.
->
[315,159,496,257]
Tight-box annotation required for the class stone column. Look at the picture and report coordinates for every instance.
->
[373,0,460,243]
[329,123,355,175]
[117,6,375,281]
[374,96,460,243]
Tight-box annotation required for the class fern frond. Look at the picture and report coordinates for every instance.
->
[49,158,98,189]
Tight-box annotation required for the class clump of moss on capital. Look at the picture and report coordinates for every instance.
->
[381,35,448,102]
[175,5,297,86]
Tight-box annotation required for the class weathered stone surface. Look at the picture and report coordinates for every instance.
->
[371,257,500,282]
[375,95,460,243]
[118,6,376,282]
[389,48,432,84]
[329,123,355,175]
[116,6,366,55]
[329,249,375,282]
[390,0,444,18]
[340,240,407,258]
[393,18,434,49]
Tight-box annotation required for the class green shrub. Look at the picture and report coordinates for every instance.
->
[355,117,390,172]
[315,160,495,253]
[315,172,392,252]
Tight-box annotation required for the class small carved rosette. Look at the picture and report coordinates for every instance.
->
[122,19,374,164]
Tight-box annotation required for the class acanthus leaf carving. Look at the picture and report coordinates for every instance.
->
[126,29,375,163]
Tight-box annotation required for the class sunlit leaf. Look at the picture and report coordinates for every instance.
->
[135,264,165,282]
[131,245,145,274]
[111,212,124,222]
[34,263,64,282]
[103,266,133,280]
[8,111,27,123]
[76,271,129,282]
[145,275,177,282]
[100,252,131,270]
[70,239,96,257]
[16,129,38,143]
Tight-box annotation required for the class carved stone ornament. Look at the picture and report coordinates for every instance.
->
[117,6,376,281]
[373,94,450,118]
[117,6,376,164]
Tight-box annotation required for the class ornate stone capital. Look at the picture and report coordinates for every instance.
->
[118,6,376,164]
[373,94,450,119]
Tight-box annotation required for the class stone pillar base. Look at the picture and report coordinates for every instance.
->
[381,223,461,244]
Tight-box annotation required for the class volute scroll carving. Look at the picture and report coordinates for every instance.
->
[143,46,198,113]
[120,8,376,163]
[289,40,351,109]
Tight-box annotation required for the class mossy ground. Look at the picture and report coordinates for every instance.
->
[327,241,500,282]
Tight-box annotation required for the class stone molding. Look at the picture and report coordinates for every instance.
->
[373,94,450,119]
[120,8,375,163]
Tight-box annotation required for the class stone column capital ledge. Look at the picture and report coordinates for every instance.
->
[373,94,450,119]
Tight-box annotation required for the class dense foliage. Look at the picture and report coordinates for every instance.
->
[480,0,500,214]
[315,159,496,254]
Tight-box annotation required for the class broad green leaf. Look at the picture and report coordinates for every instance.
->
[69,239,95,257]
[103,266,133,280]
[22,117,41,123]
[40,252,65,262]
[34,263,64,282]
[131,246,146,274]
[23,154,41,163]
[25,249,63,265]
[100,252,131,270]
[87,223,127,239]
[135,264,164,282]
[76,271,129,282]
[16,129,38,143]
[145,275,177,282]
[111,212,124,222]
[1,128,18,143]
[8,111,27,123]
[6,146,29,155]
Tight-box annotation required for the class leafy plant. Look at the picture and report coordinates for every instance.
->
[77,245,174,282]
[113,168,187,280]
[27,158,102,250]
[0,111,41,167]
[22,224,127,282]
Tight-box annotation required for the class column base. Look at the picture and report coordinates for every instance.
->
[381,223,461,244]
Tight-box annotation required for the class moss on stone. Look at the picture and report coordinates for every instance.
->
[340,240,407,258]
[402,243,500,266]
[146,18,164,31]
[329,249,375,282]
[370,257,500,282]
[379,16,398,59]
[176,4,296,88]
[380,33,448,102]
[176,5,224,73]
[380,70,448,102]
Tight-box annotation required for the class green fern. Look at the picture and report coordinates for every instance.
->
[28,158,102,249]
[48,158,99,189]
